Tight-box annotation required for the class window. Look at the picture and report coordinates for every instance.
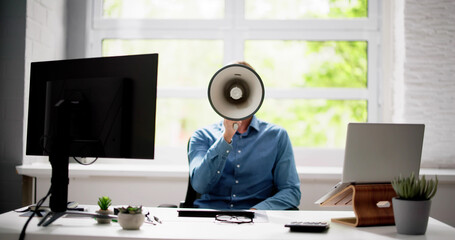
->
[88,0,380,166]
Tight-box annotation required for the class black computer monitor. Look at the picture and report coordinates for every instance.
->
[26,54,158,215]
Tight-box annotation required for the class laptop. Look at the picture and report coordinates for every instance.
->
[315,123,425,205]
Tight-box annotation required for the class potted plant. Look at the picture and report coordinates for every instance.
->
[96,196,113,224]
[117,205,145,230]
[391,172,438,235]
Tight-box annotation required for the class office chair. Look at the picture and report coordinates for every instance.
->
[157,175,198,208]
[179,140,201,208]
[179,176,200,208]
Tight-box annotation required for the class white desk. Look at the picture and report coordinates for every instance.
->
[0,206,454,240]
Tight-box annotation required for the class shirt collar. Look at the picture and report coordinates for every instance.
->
[245,115,260,134]
[249,115,260,131]
[223,115,260,135]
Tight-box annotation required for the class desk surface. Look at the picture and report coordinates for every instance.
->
[0,206,454,240]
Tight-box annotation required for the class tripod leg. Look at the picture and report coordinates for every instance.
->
[37,211,53,226]
[38,211,67,227]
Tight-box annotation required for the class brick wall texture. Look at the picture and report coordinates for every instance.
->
[403,0,455,167]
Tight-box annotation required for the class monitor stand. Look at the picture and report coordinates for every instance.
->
[37,100,86,226]
[38,211,117,227]
[37,142,117,226]
[37,142,70,226]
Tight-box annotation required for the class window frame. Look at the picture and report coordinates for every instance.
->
[86,0,382,167]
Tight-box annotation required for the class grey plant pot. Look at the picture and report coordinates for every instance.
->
[392,197,431,235]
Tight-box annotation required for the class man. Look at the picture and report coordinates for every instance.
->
[188,63,301,210]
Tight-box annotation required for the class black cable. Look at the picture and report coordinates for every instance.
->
[19,187,51,240]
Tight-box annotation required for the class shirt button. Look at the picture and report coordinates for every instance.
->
[217,171,221,174]
[233,194,236,197]
[226,150,230,153]
[238,150,241,153]
[230,204,234,208]
[236,164,240,168]
[235,180,239,184]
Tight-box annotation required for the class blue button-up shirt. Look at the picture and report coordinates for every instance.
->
[188,116,301,210]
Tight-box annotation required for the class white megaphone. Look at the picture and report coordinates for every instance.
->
[208,64,265,131]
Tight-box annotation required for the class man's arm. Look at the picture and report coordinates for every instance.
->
[251,129,301,210]
[188,130,233,194]
[189,120,243,194]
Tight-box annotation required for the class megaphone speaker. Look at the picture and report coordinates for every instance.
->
[208,64,265,121]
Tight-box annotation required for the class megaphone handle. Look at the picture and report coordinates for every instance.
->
[233,123,239,131]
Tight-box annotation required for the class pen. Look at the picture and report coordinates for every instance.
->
[153,216,162,224]
[145,212,159,225]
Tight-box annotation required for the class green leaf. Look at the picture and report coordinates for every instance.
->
[97,196,112,210]
[392,172,438,200]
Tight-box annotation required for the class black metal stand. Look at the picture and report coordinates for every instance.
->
[38,211,117,227]
[38,211,66,227]
[39,100,71,227]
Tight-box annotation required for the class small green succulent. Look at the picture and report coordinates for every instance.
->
[117,205,143,214]
[391,172,438,200]
[97,196,112,210]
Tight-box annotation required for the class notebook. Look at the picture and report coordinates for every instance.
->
[315,123,425,205]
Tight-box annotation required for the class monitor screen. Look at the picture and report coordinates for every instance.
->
[26,54,158,160]
[44,77,131,158]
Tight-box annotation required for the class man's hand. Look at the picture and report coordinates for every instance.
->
[223,119,241,144]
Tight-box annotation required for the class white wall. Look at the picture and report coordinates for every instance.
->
[24,0,67,125]
[0,0,26,213]
[399,0,455,168]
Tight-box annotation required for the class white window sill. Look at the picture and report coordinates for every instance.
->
[16,160,455,182]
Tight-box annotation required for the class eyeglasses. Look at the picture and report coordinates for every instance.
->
[215,214,254,224]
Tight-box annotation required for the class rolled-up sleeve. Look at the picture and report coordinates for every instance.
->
[188,130,233,194]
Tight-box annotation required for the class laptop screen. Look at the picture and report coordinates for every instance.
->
[342,123,424,183]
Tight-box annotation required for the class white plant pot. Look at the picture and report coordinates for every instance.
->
[392,197,431,235]
[96,209,113,224]
[118,212,145,230]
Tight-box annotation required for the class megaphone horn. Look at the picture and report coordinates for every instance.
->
[223,78,249,104]
[208,64,265,127]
